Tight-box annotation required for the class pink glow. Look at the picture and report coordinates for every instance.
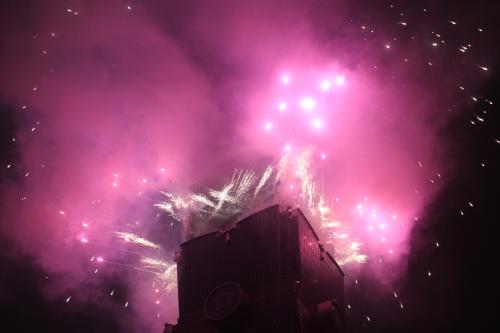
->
[0,0,483,330]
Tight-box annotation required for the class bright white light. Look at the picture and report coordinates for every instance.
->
[320,80,331,91]
[300,97,316,110]
[312,118,323,129]
[321,153,326,159]
[284,144,292,152]
[264,122,273,131]
[281,75,290,84]
[278,101,287,111]
[336,76,345,85]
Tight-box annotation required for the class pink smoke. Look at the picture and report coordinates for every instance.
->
[0,0,488,331]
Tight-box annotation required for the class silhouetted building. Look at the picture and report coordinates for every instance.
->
[166,205,345,332]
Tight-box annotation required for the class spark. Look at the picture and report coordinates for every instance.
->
[66,296,71,303]
[312,118,323,129]
[141,257,172,270]
[191,193,216,208]
[115,232,162,249]
[300,97,316,110]
[278,101,287,111]
[264,122,273,131]
[281,74,290,84]
[254,166,274,198]
[320,80,331,91]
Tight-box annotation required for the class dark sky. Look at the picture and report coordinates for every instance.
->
[1,0,500,332]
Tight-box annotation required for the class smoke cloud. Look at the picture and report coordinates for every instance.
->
[0,0,493,331]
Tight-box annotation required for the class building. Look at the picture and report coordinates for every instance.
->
[166,204,345,332]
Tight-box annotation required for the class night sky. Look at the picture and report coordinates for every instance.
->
[1,1,499,332]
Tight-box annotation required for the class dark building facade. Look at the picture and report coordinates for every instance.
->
[167,205,345,332]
